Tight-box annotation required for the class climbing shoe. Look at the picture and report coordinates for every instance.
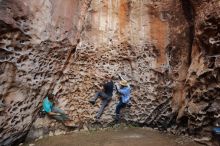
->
[114,114,120,122]
[89,100,95,105]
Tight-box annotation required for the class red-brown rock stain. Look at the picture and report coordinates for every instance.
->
[118,0,129,36]
[148,4,168,67]
[51,0,78,31]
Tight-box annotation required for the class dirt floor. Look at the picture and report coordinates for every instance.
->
[25,127,203,146]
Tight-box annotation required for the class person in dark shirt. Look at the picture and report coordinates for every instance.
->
[89,75,114,119]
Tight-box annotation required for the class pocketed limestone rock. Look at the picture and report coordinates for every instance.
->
[0,0,219,145]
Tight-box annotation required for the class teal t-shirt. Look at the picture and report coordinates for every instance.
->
[43,97,53,113]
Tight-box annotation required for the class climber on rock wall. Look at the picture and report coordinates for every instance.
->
[115,79,131,122]
[42,86,80,128]
[89,75,114,120]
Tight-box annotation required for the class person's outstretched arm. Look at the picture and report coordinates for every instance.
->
[115,83,120,92]
[53,85,62,95]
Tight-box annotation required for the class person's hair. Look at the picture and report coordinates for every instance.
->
[48,93,54,100]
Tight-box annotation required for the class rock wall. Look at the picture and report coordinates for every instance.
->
[177,0,220,137]
[0,0,219,145]
[0,0,92,145]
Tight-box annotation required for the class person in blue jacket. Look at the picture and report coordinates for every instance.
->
[115,80,131,121]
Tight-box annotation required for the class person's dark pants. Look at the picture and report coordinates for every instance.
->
[90,92,112,119]
[51,107,69,122]
[115,98,126,120]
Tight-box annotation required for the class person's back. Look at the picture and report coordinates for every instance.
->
[43,95,53,113]
[103,80,114,97]
[118,85,131,103]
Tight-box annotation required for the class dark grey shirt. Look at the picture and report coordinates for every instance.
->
[103,81,114,96]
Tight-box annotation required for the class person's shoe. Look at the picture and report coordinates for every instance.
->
[63,120,77,128]
[89,100,95,105]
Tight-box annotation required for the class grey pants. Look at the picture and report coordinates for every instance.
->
[92,92,112,119]
[51,106,69,122]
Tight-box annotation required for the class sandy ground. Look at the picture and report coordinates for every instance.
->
[25,127,202,146]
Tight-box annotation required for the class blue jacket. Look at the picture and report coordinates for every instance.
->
[118,86,131,103]
[43,97,53,113]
